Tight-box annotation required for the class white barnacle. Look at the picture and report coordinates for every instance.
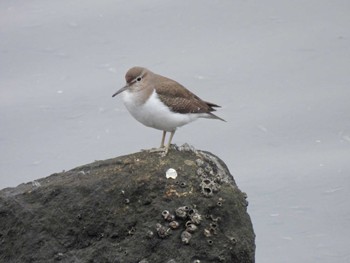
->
[166,168,178,179]
[181,230,192,244]
[175,206,190,218]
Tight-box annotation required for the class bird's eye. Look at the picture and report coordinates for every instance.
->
[136,77,142,82]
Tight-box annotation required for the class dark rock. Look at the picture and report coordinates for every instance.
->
[0,145,255,262]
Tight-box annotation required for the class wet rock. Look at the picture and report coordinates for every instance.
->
[0,145,255,262]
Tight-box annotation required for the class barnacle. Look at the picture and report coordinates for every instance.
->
[188,209,202,225]
[169,221,180,229]
[162,210,170,219]
[180,230,192,244]
[175,206,190,218]
[162,210,175,221]
[185,221,198,233]
[156,223,171,238]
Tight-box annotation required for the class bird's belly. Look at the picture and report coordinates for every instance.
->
[123,90,199,132]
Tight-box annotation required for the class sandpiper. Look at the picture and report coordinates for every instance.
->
[112,66,225,154]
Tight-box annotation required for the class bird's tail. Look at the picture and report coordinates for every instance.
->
[204,101,226,122]
[206,112,226,122]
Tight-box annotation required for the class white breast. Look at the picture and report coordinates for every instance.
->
[122,89,201,132]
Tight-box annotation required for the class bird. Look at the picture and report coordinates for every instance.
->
[112,66,225,154]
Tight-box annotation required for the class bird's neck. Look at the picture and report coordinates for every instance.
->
[123,87,154,106]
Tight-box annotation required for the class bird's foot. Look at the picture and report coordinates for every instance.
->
[142,146,171,156]
[147,147,166,153]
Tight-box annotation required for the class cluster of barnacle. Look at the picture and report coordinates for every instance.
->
[202,214,221,246]
[155,206,202,245]
[203,222,218,238]
[196,158,221,197]
[199,178,220,197]
[176,143,197,153]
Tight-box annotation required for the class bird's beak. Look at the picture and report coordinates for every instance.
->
[112,85,128,97]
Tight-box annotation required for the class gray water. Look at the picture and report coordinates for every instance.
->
[1,1,349,262]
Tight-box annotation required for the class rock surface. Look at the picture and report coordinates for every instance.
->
[0,145,255,262]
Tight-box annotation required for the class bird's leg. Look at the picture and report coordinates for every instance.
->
[148,131,167,153]
[148,130,175,155]
[160,131,166,148]
[164,131,175,155]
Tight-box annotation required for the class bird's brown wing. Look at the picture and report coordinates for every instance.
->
[155,77,219,114]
